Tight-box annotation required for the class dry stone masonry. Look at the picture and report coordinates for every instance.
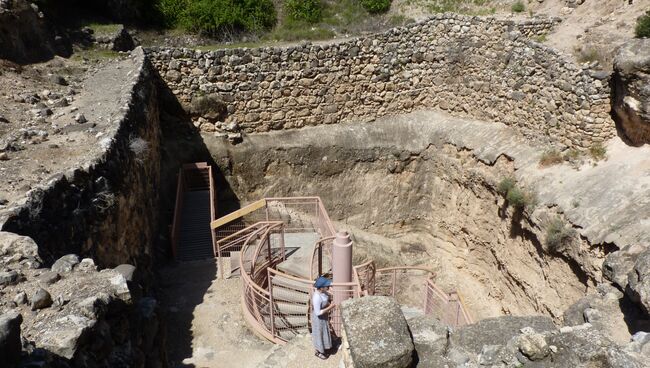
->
[149,14,612,149]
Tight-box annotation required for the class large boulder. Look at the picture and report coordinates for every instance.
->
[0,0,56,63]
[628,249,650,315]
[563,283,646,343]
[110,25,135,52]
[51,254,80,273]
[449,315,556,355]
[341,296,414,368]
[613,39,650,146]
[547,324,644,368]
[0,231,40,263]
[407,315,450,367]
[603,246,644,289]
[0,312,23,368]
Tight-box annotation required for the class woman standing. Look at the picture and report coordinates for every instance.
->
[312,276,336,360]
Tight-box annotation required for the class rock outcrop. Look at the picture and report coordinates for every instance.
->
[0,312,22,368]
[0,0,57,63]
[628,249,650,315]
[341,296,414,368]
[613,38,650,146]
[341,297,647,367]
[0,232,167,367]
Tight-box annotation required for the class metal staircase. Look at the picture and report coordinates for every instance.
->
[171,163,216,261]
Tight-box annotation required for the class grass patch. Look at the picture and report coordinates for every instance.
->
[85,23,122,35]
[575,46,604,64]
[71,47,122,62]
[511,1,525,13]
[267,21,335,41]
[533,34,547,43]
[388,14,415,27]
[497,176,516,196]
[497,177,536,211]
[545,217,577,253]
[402,0,494,15]
[588,143,607,161]
[636,10,650,38]
[538,149,563,167]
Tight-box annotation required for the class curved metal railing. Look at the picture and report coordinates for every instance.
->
[215,196,474,345]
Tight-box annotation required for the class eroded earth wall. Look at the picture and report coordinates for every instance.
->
[150,14,612,149]
[0,48,162,270]
[205,113,612,320]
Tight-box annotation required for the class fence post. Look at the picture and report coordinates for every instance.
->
[266,228,272,264]
[422,279,428,314]
[318,240,323,276]
[218,242,224,280]
[391,270,397,297]
[268,269,276,339]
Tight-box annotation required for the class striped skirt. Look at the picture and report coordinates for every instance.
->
[311,315,332,354]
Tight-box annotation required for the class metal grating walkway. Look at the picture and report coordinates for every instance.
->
[177,190,213,261]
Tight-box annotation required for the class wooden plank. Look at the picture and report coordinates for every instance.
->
[210,198,267,229]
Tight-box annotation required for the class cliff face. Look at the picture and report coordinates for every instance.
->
[205,112,613,321]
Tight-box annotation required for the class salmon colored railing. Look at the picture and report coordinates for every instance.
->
[171,162,216,259]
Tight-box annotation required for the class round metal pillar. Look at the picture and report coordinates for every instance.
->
[332,231,353,305]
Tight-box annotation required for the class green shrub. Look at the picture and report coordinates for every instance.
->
[497,177,536,211]
[636,10,650,38]
[157,0,188,27]
[539,149,563,167]
[285,0,323,24]
[162,0,277,36]
[360,0,391,14]
[497,177,516,195]
[545,217,577,252]
[589,143,607,161]
[511,1,525,13]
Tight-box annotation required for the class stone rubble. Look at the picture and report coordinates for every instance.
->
[0,231,166,367]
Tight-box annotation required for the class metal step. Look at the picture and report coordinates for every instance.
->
[272,287,309,304]
[177,190,213,261]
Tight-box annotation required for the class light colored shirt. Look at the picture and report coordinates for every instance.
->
[312,290,329,316]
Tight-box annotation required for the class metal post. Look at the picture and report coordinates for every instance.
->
[318,240,323,277]
[391,270,397,297]
[332,231,353,306]
[218,242,223,280]
[266,230,272,264]
[268,269,276,338]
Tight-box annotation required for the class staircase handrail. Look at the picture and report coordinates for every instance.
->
[210,198,267,230]
[249,222,286,277]
[170,168,185,259]
[216,221,283,252]
[309,236,336,279]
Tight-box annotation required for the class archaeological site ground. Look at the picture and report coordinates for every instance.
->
[1,0,650,367]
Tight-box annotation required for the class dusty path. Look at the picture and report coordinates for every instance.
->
[158,259,342,367]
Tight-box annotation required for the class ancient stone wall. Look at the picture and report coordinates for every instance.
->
[1,48,162,270]
[149,14,612,149]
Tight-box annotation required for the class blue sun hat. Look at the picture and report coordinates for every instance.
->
[314,276,332,288]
